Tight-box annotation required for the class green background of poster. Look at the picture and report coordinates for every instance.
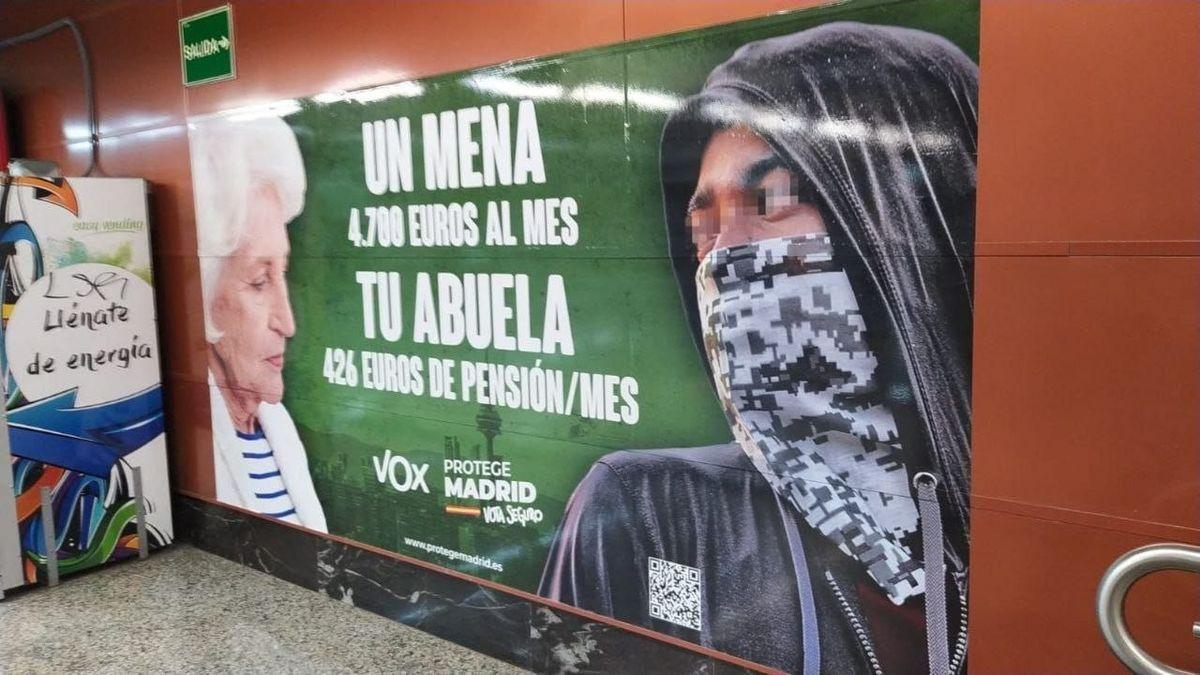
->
[277,0,979,590]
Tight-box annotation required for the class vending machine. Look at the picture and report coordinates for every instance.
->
[0,175,172,594]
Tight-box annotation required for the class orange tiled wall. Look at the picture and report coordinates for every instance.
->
[970,1,1199,670]
[1,1,1196,672]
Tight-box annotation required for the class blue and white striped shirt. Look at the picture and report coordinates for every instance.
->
[237,426,300,525]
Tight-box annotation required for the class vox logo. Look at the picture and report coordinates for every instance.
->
[371,449,430,493]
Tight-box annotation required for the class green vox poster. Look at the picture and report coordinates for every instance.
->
[188,0,979,670]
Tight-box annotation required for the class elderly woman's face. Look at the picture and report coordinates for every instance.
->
[210,185,295,405]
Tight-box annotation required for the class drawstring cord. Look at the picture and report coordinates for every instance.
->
[776,473,957,674]
[914,472,950,675]
[774,491,821,675]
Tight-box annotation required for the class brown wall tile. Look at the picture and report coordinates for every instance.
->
[977,0,1200,244]
[624,0,830,40]
[163,376,215,496]
[18,141,93,176]
[0,0,137,35]
[97,125,196,256]
[0,30,91,152]
[968,507,1200,673]
[153,253,208,385]
[0,1,188,149]
[83,1,189,136]
[972,254,1200,529]
[180,0,624,117]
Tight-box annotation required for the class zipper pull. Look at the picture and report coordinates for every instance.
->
[914,471,950,675]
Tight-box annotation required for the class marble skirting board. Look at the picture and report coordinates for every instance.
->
[174,496,758,674]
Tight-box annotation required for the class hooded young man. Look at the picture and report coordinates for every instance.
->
[539,23,977,674]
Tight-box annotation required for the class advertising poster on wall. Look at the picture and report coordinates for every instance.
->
[188,0,978,670]
[0,176,173,589]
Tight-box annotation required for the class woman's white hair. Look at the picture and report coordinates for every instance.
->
[189,115,306,343]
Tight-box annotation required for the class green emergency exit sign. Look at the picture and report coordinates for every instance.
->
[179,5,235,86]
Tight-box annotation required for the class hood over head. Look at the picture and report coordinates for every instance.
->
[660,21,977,561]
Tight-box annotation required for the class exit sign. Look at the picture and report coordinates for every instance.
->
[179,5,235,86]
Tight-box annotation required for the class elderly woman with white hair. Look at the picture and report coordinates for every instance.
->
[189,116,327,532]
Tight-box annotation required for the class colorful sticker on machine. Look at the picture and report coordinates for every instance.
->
[187,0,978,671]
[1,176,173,587]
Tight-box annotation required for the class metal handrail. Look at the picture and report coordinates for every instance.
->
[1096,543,1200,675]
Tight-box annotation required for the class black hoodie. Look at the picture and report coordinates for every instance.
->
[541,22,976,673]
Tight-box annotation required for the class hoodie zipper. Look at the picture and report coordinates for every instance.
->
[948,575,969,674]
[825,564,970,675]
[825,570,883,675]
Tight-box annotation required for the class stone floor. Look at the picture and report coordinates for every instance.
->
[0,544,527,674]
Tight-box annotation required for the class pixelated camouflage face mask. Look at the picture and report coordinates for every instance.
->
[696,234,925,604]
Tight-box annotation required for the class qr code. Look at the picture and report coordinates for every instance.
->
[648,556,702,631]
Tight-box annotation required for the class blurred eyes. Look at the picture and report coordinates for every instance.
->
[757,167,806,222]
[687,166,812,260]
[687,209,718,260]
